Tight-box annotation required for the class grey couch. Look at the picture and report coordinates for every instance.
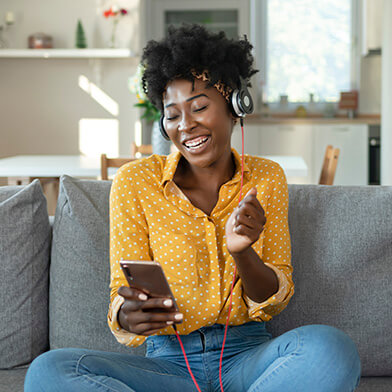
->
[0,175,391,391]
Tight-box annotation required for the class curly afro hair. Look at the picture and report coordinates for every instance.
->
[140,23,259,113]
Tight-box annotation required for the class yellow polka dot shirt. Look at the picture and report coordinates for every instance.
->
[108,148,295,347]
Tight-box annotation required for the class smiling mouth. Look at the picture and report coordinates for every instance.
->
[183,136,210,150]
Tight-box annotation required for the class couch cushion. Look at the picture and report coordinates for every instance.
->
[267,184,392,377]
[0,367,29,392]
[0,180,50,369]
[50,175,144,355]
[356,377,392,392]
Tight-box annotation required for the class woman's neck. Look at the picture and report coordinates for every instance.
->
[174,150,236,192]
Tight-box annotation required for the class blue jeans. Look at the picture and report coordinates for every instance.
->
[24,322,361,392]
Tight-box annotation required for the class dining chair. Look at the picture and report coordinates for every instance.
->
[131,142,153,158]
[319,145,340,185]
[100,154,135,180]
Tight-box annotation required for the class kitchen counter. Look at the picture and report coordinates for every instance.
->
[246,114,381,125]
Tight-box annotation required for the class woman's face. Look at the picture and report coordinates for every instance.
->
[162,78,235,169]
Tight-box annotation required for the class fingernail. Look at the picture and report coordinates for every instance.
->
[175,313,183,321]
[166,321,174,325]
[139,293,148,300]
[163,299,173,307]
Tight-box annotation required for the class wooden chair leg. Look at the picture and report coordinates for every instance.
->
[39,177,60,216]
[319,145,333,185]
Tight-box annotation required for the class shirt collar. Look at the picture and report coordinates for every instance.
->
[160,147,251,188]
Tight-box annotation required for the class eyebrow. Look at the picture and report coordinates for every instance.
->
[164,93,209,109]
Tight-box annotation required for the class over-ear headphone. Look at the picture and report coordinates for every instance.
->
[159,75,254,140]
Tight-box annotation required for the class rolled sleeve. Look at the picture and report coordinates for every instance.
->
[244,263,294,321]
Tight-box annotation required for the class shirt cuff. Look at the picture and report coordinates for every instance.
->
[107,295,145,347]
[243,263,291,318]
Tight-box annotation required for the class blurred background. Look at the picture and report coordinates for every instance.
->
[0,0,390,191]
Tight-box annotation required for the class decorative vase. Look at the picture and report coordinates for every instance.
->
[109,19,119,48]
[151,120,171,155]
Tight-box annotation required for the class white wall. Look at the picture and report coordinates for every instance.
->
[0,0,141,52]
[0,0,142,185]
[359,55,381,114]
[381,0,392,185]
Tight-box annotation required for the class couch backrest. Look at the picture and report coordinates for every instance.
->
[0,180,50,369]
[49,175,144,357]
[50,176,392,377]
[269,184,392,377]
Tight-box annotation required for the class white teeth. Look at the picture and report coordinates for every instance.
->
[184,136,208,148]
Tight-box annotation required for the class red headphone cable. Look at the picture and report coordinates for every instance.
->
[172,118,246,392]
[172,324,202,392]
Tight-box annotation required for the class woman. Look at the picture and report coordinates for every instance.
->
[25,24,361,392]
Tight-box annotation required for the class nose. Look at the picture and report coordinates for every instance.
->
[178,111,197,132]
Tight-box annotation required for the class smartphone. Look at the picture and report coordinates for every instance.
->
[119,260,179,313]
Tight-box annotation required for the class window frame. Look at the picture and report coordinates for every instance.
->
[249,0,361,112]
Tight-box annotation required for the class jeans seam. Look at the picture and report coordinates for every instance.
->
[77,353,192,381]
[248,329,303,392]
[76,354,125,392]
[202,352,214,392]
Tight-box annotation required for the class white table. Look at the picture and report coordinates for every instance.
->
[0,155,117,215]
[0,154,307,183]
[262,155,308,178]
[0,155,116,182]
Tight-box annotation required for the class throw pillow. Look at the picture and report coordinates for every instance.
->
[0,180,50,369]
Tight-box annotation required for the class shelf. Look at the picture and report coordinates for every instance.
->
[0,48,136,58]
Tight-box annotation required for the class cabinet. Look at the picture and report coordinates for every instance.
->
[145,0,250,41]
[313,124,368,186]
[231,123,369,186]
[258,125,314,184]
[362,0,383,55]
[232,124,314,184]
[231,124,260,156]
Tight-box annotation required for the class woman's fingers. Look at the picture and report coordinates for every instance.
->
[243,189,263,210]
[238,202,264,221]
[129,310,183,335]
[235,214,264,232]
[139,297,175,310]
[234,224,259,241]
[119,292,184,334]
[235,202,265,228]
[118,286,148,301]
[136,323,174,336]
[132,310,181,325]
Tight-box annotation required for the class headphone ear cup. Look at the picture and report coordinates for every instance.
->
[239,84,254,115]
[159,115,170,140]
[230,76,254,117]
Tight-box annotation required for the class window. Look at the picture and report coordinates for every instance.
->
[252,0,356,105]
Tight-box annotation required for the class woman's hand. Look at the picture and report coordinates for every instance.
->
[225,187,266,255]
[117,286,183,336]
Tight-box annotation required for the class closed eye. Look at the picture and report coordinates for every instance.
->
[195,106,207,112]
[167,106,208,121]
